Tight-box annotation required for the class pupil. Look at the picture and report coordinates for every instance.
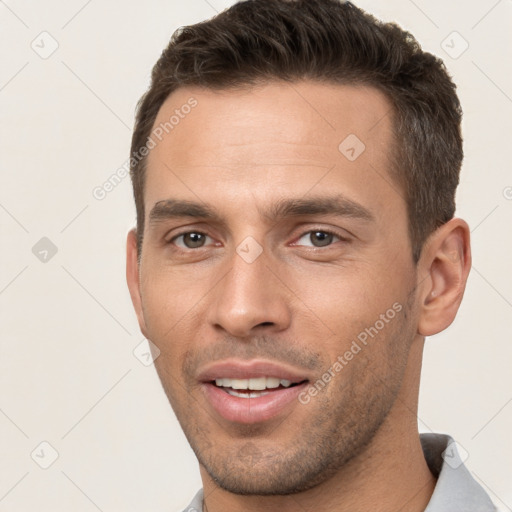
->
[312,231,332,247]
[185,233,204,248]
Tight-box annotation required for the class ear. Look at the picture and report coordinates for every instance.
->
[416,218,471,336]
[126,228,149,338]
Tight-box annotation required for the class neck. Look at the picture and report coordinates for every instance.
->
[200,339,436,512]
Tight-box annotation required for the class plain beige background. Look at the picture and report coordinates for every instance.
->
[1,0,511,510]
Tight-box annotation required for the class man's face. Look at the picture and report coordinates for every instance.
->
[128,81,421,494]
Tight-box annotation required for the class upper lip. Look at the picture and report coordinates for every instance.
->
[197,359,311,384]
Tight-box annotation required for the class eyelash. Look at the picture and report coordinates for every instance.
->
[167,228,347,251]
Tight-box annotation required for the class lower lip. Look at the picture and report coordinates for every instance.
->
[201,382,308,424]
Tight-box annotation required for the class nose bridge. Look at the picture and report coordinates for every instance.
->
[211,240,290,337]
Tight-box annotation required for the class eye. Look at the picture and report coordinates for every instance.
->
[170,231,214,249]
[294,229,342,248]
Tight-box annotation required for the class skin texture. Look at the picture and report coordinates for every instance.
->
[126,81,471,511]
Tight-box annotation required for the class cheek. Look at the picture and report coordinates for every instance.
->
[292,266,402,326]
[140,264,206,332]
[288,267,411,372]
[139,292,192,382]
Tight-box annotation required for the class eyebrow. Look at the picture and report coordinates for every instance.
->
[148,194,375,228]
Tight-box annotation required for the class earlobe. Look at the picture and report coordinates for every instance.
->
[126,228,149,337]
[417,218,471,337]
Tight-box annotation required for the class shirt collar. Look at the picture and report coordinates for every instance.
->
[421,433,496,511]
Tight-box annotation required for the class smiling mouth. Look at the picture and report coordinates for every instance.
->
[212,377,307,398]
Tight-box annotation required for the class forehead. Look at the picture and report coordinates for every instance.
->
[149,81,392,160]
[144,81,402,224]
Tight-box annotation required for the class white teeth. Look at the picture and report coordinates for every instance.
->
[214,377,295,390]
[248,377,266,390]
[266,377,280,389]
[231,379,249,390]
[226,389,270,398]
[214,378,248,389]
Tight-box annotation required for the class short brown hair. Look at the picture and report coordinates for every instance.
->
[130,0,463,263]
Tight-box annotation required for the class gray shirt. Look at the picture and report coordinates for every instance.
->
[181,433,496,511]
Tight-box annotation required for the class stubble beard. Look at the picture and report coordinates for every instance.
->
[154,299,415,496]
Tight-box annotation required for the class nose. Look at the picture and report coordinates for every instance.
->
[209,245,292,338]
